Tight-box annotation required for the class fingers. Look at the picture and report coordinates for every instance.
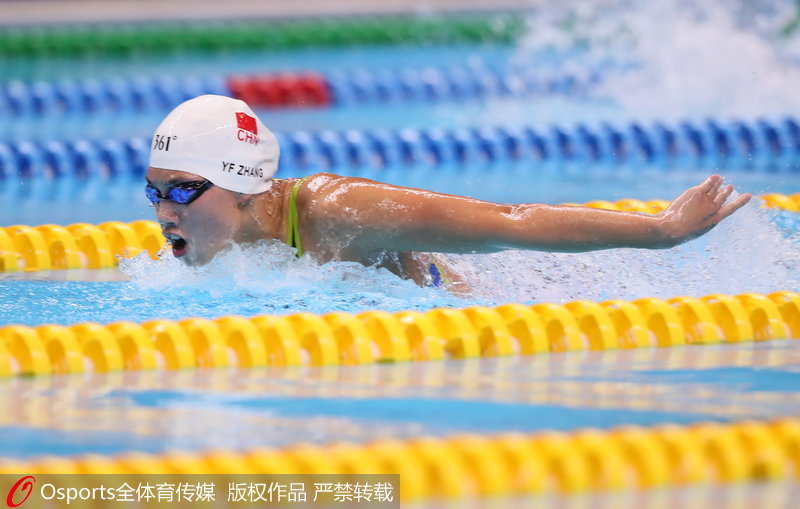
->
[701,175,749,223]
[707,175,723,197]
[713,184,734,206]
[705,177,744,213]
[718,193,751,221]
[699,174,722,194]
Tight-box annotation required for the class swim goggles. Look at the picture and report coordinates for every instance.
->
[145,180,214,205]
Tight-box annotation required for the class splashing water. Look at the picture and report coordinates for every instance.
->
[438,200,800,303]
[513,0,800,120]
[0,242,465,326]
[117,240,467,318]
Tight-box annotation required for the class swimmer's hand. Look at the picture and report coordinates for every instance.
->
[655,175,751,246]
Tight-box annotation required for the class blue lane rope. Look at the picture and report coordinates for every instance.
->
[0,75,229,118]
[0,65,597,118]
[0,117,798,180]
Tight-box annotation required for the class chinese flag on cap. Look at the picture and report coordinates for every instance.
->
[236,112,258,135]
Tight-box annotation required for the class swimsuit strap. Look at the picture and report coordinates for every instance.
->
[286,177,310,256]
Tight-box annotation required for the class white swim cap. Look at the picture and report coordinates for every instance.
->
[149,94,280,194]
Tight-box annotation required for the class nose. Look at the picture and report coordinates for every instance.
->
[153,200,182,224]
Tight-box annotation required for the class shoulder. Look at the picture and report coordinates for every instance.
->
[295,173,398,228]
[295,173,386,205]
[298,173,379,193]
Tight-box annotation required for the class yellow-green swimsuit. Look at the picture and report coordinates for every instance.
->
[285,177,309,256]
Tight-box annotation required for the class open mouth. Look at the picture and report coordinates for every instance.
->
[164,233,188,258]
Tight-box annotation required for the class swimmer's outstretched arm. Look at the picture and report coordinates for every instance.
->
[308,174,751,254]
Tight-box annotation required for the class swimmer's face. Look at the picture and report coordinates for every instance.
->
[146,167,241,266]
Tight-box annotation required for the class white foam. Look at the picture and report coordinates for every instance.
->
[438,200,800,303]
[117,240,466,314]
[513,0,800,121]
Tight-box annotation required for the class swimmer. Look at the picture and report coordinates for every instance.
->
[146,95,751,288]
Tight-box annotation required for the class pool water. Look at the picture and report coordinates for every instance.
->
[2,339,799,459]
[2,1,800,506]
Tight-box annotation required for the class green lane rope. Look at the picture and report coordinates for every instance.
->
[0,13,527,59]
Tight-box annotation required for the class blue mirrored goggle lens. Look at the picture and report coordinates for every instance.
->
[145,181,210,205]
[168,186,197,204]
[145,185,160,204]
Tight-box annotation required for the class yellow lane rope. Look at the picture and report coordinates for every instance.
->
[1,220,162,271]
[1,291,797,377]
[1,418,798,501]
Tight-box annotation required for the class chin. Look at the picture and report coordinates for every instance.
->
[177,241,230,267]
[184,250,216,267]
[176,255,196,267]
